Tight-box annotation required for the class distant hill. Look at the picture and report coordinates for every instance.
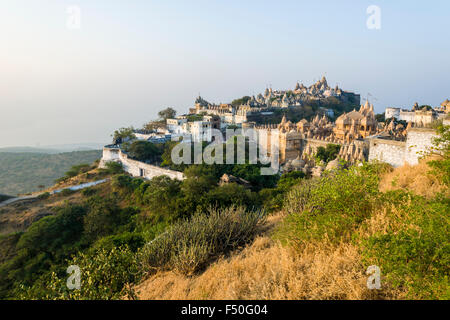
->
[0,194,13,203]
[0,150,102,195]
[0,147,63,154]
[0,143,105,154]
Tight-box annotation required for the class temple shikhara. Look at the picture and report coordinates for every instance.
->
[249,100,379,175]
[333,101,378,141]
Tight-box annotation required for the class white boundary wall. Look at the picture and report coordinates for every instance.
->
[369,128,437,167]
[99,146,184,180]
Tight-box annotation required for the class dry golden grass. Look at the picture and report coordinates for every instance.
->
[135,216,404,301]
[135,236,402,300]
[379,156,447,198]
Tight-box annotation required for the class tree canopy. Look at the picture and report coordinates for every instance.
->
[158,107,177,120]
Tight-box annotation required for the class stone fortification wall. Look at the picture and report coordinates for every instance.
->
[100,146,184,181]
[368,128,437,167]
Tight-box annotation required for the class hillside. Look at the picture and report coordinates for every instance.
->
[0,124,447,300]
[0,194,13,203]
[135,159,449,300]
[0,150,102,195]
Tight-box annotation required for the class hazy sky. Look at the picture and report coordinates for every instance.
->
[1,0,449,147]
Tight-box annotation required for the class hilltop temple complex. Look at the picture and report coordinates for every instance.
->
[189,76,360,125]
[249,100,379,167]
[101,79,445,179]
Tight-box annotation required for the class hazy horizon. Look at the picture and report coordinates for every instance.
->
[1,0,449,148]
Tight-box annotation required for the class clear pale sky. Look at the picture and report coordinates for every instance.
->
[1,0,449,147]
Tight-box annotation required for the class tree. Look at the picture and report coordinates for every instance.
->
[316,144,341,163]
[375,113,385,123]
[82,197,123,242]
[206,183,259,210]
[135,176,182,222]
[112,127,136,144]
[158,107,177,120]
[142,120,165,132]
[125,140,162,163]
[231,96,251,107]
[141,107,176,132]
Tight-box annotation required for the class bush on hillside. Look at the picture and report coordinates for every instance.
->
[259,171,306,212]
[37,192,50,200]
[55,164,92,183]
[81,187,96,197]
[93,232,145,252]
[82,197,138,243]
[139,206,266,275]
[58,188,76,197]
[315,144,341,163]
[111,174,143,195]
[18,246,141,300]
[278,163,384,245]
[428,123,450,186]
[0,204,88,298]
[362,191,449,299]
[99,161,124,175]
[204,183,260,212]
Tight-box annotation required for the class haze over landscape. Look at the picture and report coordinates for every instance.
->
[1,0,449,148]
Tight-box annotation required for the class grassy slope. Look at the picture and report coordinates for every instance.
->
[0,167,112,236]
[135,159,448,300]
[0,150,102,195]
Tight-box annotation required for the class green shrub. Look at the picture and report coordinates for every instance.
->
[139,206,265,275]
[111,174,142,195]
[260,171,306,212]
[0,194,13,203]
[100,161,124,175]
[59,188,75,197]
[124,140,163,163]
[37,192,50,200]
[315,144,341,163]
[135,176,183,223]
[93,232,145,252]
[18,246,141,300]
[82,197,136,243]
[362,191,450,299]
[278,163,382,245]
[427,123,450,186]
[55,164,91,183]
[81,187,96,197]
[0,204,88,298]
[204,183,260,212]
[283,178,321,216]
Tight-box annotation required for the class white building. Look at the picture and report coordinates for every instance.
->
[134,131,171,144]
[385,107,400,120]
[166,118,188,134]
[385,107,436,126]
[399,110,415,123]
[165,118,214,143]
[189,121,212,143]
